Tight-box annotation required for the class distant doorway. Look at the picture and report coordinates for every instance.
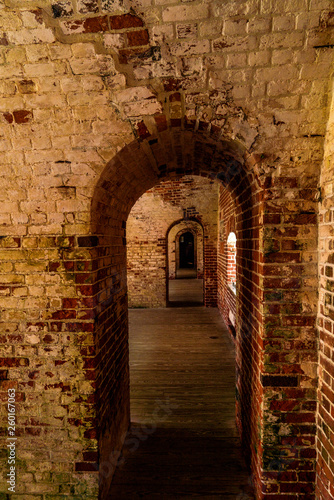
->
[168,226,204,306]
[179,231,195,269]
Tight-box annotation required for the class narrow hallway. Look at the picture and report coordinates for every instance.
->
[107,307,254,499]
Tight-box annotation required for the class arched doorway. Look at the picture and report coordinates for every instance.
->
[167,219,205,305]
[167,219,205,281]
[88,125,262,499]
[170,228,203,305]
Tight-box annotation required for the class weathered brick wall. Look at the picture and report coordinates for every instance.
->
[260,178,319,498]
[127,175,218,308]
[0,0,333,498]
[317,81,334,500]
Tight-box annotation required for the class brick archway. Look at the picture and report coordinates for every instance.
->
[88,124,264,498]
[86,121,320,498]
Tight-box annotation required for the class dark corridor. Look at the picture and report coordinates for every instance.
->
[179,232,195,269]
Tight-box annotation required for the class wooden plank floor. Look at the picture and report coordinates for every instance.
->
[107,307,254,499]
[168,278,204,306]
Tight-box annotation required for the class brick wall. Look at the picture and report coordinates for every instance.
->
[260,173,319,499]
[317,82,334,500]
[218,186,237,338]
[127,175,218,308]
[168,220,204,280]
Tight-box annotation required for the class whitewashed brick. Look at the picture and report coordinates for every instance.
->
[247,17,271,33]
[272,14,296,31]
[24,93,67,109]
[24,63,56,77]
[67,92,108,107]
[7,28,55,45]
[181,57,203,76]
[271,49,294,65]
[0,95,25,111]
[162,4,209,22]
[25,44,49,62]
[123,99,163,116]
[115,87,157,103]
[69,58,102,75]
[0,11,22,29]
[248,50,271,66]
[226,53,247,68]
[5,47,27,64]
[60,76,83,93]
[259,31,304,49]
[31,135,52,150]
[0,65,23,78]
[71,42,96,59]
[199,19,222,38]
[224,19,248,36]
[49,44,72,60]
[255,65,299,82]
[151,24,175,45]
[295,11,320,29]
[104,33,126,50]
[300,62,332,80]
[169,40,210,57]
[21,10,44,29]
[309,0,332,9]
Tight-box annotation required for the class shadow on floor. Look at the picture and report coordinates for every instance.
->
[175,269,198,279]
[108,424,254,499]
[168,278,204,307]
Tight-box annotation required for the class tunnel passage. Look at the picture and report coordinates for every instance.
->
[179,231,195,269]
[167,218,205,306]
[126,175,216,308]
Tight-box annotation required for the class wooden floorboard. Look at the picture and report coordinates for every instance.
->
[168,278,204,306]
[107,307,254,499]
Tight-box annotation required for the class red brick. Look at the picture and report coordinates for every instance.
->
[3,112,13,123]
[280,482,314,493]
[0,358,29,367]
[109,13,144,29]
[126,29,149,47]
[62,298,78,309]
[265,252,301,264]
[270,399,300,411]
[13,110,33,124]
[136,120,150,139]
[83,16,109,33]
[154,115,168,132]
[51,310,76,320]
[284,412,316,424]
[284,213,317,225]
